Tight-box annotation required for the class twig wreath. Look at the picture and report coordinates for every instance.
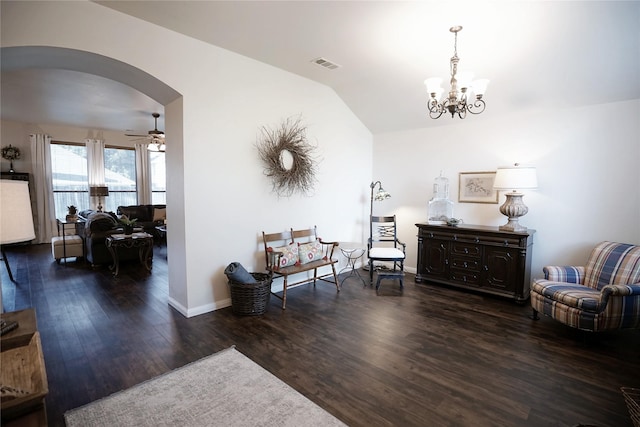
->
[257,116,318,197]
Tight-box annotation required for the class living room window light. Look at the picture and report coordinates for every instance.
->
[51,143,165,217]
[104,146,137,212]
[150,151,166,205]
[51,142,89,218]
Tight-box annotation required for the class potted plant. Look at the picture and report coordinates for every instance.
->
[118,215,138,236]
[66,205,78,221]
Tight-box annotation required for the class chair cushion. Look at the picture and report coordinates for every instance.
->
[531,280,601,312]
[584,242,640,290]
[369,247,405,260]
[153,207,166,222]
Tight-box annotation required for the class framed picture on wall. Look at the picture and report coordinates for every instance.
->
[458,171,499,204]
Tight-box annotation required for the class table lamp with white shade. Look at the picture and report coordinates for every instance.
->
[493,164,538,232]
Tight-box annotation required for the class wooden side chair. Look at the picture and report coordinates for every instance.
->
[368,215,406,292]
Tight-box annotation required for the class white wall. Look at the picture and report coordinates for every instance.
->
[1,1,373,316]
[374,99,640,280]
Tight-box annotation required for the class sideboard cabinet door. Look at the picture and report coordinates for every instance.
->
[416,233,449,283]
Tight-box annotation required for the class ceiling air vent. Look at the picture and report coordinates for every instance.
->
[311,57,341,70]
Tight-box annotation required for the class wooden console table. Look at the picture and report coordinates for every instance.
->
[415,223,535,303]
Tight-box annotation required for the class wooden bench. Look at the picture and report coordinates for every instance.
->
[262,227,340,309]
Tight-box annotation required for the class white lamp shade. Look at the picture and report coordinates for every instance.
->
[424,78,443,94]
[471,79,490,96]
[0,180,36,244]
[493,165,538,190]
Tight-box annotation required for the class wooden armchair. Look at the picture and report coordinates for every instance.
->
[368,215,406,291]
[531,241,640,332]
[262,227,339,309]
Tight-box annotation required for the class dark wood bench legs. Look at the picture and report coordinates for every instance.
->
[272,265,340,310]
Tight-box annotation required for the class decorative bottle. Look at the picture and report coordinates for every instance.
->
[427,172,453,224]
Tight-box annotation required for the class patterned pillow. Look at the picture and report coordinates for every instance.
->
[298,240,323,264]
[272,243,299,268]
[153,207,166,222]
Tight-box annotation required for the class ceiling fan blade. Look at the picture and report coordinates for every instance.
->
[124,113,164,140]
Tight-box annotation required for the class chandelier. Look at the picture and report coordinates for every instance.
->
[425,26,489,119]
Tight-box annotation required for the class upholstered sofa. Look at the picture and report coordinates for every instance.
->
[117,204,166,235]
[80,211,142,266]
[531,241,640,332]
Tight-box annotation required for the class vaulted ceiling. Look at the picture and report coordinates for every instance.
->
[2,1,639,135]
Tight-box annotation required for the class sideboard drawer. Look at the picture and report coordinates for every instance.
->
[451,242,481,257]
[450,256,481,272]
[450,270,481,286]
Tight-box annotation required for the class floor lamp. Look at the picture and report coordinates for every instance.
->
[365,181,391,271]
[0,180,36,283]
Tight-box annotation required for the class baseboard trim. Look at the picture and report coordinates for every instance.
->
[168,296,232,318]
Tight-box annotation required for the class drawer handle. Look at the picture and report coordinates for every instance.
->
[503,240,509,246]
[464,248,469,254]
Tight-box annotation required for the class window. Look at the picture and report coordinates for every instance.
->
[51,142,88,218]
[104,147,137,212]
[150,151,166,204]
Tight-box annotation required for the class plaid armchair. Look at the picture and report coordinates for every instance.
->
[531,241,640,332]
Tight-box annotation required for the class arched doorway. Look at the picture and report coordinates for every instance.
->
[1,45,185,310]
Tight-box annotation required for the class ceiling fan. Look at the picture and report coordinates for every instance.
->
[126,112,165,151]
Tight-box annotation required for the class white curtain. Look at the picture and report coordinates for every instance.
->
[135,143,151,205]
[29,134,56,244]
[85,139,105,186]
[85,139,105,211]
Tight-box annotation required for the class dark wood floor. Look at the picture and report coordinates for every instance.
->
[2,243,639,427]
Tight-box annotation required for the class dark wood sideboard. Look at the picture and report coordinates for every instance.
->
[415,223,535,303]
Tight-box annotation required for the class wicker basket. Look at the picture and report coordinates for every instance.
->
[1,332,48,420]
[622,387,640,427]
[228,272,272,316]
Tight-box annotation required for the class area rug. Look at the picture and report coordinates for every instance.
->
[65,346,346,426]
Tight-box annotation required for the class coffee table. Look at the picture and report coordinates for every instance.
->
[105,232,153,277]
